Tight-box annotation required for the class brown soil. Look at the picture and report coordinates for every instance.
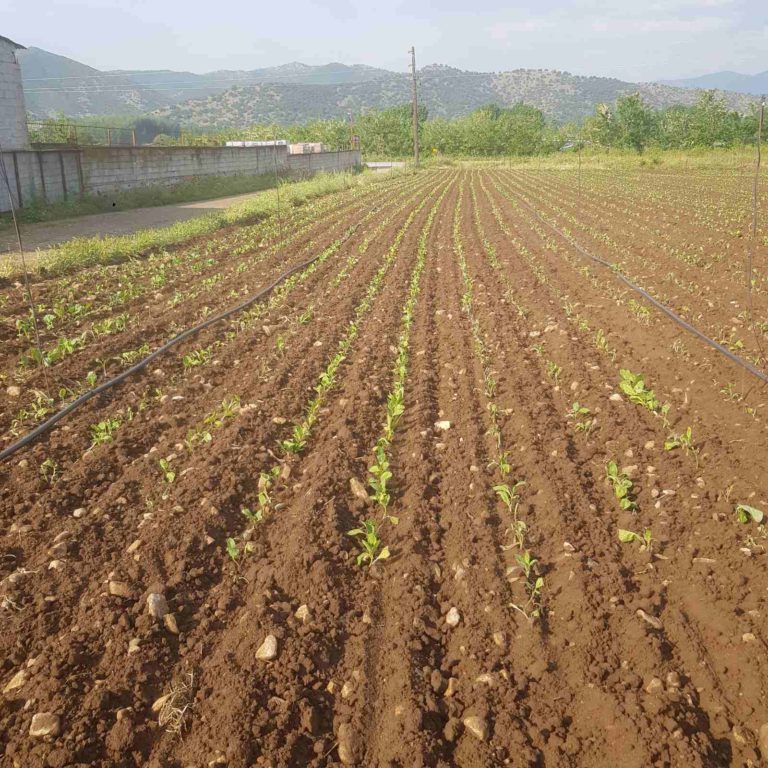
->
[1,169,767,768]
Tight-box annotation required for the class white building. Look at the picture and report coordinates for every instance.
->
[0,35,29,150]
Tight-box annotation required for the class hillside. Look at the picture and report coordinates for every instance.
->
[17,47,759,126]
[156,66,757,127]
[663,70,768,95]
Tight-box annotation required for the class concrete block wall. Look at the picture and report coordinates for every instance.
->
[287,149,361,176]
[0,40,30,151]
[79,145,288,195]
[0,146,361,213]
[0,150,82,212]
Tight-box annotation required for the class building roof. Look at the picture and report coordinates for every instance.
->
[0,35,25,50]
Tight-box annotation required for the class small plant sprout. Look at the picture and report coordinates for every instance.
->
[347,520,390,568]
[606,460,637,511]
[225,536,254,569]
[39,458,59,485]
[546,360,562,385]
[159,458,176,484]
[90,416,122,448]
[619,369,659,412]
[664,426,699,465]
[618,528,653,552]
[567,402,594,436]
[369,443,396,523]
[494,481,526,518]
[275,334,286,355]
[512,550,544,619]
[736,504,764,524]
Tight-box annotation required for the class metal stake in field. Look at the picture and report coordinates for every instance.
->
[408,46,420,167]
[745,96,765,372]
[273,128,284,250]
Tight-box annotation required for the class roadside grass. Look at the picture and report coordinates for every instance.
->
[0,168,394,281]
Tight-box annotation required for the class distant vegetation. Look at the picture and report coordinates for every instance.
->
[147,92,765,158]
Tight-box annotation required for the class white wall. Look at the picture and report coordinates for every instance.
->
[0,40,30,150]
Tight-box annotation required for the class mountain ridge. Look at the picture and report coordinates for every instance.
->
[16,46,761,126]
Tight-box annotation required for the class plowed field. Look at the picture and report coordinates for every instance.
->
[1,167,767,768]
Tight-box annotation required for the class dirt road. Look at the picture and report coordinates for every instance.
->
[0,188,277,255]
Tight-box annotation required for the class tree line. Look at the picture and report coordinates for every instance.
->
[29,90,764,157]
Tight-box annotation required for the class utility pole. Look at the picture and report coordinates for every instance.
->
[408,46,419,166]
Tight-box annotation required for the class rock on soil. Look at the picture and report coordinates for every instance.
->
[337,722,360,764]
[3,669,27,694]
[446,607,461,627]
[146,593,169,619]
[29,712,61,738]
[256,634,278,660]
[463,715,489,741]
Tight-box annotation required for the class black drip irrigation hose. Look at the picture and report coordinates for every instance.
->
[512,191,768,387]
[0,249,327,463]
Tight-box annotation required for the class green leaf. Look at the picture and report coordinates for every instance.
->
[736,504,764,524]
[618,529,637,543]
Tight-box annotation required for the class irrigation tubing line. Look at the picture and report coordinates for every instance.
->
[0,249,329,463]
[508,188,768,387]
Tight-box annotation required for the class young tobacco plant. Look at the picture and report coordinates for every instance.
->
[606,460,637,511]
[664,426,699,465]
[347,519,390,568]
[618,527,653,552]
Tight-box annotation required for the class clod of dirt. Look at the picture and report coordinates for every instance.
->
[463,715,489,742]
[164,613,180,634]
[256,634,278,661]
[147,593,169,619]
[108,581,132,598]
[445,677,459,698]
[430,669,445,693]
[6,386,21,397]
[636,609,663,630]
[758,724,768,757]
[3,669,27,694]
[128,639,140,654]
[446,607,461,627]
[645,677,664,694]
[29,712,61,738]
[666,671,681,688]
[349,478,369,502]
[72,508,86,518]
[434,420,452,431]
[337,722,360,765]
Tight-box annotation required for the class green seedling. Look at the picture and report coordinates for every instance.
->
[182,348,211,370]
[90,416,122,447]
[494,481,526,518]
[567,401,594,436]
[504,518,528,550]
[619,369,660,413]
[606,460,637,511]
[546,360,562,384]
[369,443,396,523]
[86,370,98,387]
[618,527,653,551]
[736,504,764,524]
[664,426,699,464]
[275,334,286,355]
[225,536,254,569]
[159,458,176,484]
[39,458,59,485]
[347,519,390,568]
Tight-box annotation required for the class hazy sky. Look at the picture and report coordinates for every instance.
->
[4,0,767,81]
